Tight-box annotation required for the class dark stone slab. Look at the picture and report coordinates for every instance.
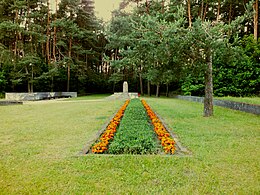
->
[213,99,260,115]
[0,100,23,106]
[172,95,260,115]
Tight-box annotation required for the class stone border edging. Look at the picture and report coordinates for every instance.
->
[172,95,260,115]
[0,101,23,106]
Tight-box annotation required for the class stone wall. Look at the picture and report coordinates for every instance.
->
[5,92,77,101]
[172,95,260,115]
[0,101,23,106]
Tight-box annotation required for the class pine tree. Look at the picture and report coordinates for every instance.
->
[81,0,94,14]
[254,0,259,40]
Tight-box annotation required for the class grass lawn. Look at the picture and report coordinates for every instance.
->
[0,97,259,194]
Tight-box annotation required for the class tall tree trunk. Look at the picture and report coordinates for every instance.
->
[100,54,103,73]
[200,0,204,19]
[42,43,44,56]
[228,2,232,36]
[228,2,232,24]
[13,7,19,88]
[31,64,33,93]
[26,4,34,93]
[254,0,259,40]
[67,37,72,92]
[113,82,115,93]
[147,81,151,96]
[156,84,160,98]
[27,5,33,54]
[114,48,117,60]
[166,83,169,97]
[217,0,221,22]
[51,77,54,92]
[162,0,165,14]
[14,9,18,59]
[202,3,208,21]
[86,53,88,68]
[187,0,192,27]
[46,0,50,65]
[25,66,30,93]
[139,73,143,96]
[53,0,57,62]
[67,65,70,92]
[204,49,213,117]
[146,0,149,14]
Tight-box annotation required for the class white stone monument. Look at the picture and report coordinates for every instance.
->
[123,81,128,93]
[106,81,138,100]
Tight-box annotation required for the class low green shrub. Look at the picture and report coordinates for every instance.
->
[0,93,4,99]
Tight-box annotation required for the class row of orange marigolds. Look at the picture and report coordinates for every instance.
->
[92,100,130,153]
[141,100,175,154]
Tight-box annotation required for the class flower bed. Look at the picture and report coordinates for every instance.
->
[108,99,161,154]
[91,99,176,155]
[91,100,130,153]
[141,100,175,154]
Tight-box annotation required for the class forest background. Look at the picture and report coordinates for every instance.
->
[0,0,259,98]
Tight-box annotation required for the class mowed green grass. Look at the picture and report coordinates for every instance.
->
[0,97,259,194]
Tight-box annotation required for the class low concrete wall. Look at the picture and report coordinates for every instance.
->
[5,92,77,101]
[173,95,260,115]
[0,100,23,106]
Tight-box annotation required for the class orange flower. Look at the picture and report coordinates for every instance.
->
[92,100,130,154]
[141,99,175,155]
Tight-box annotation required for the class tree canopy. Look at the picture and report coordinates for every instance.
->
[0,0,109,93]
[106,0,259,116]
[0,0,259,115]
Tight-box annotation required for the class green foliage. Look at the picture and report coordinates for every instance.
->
[213,35,260,97]
[180,34,260,97]
[108,99,160,154]
[107,6,187,94]
[108,72,124,84]
[106,0,259,98]
[0,70,6,92]
[181,74,204,96]
[0,0,106,93]
[0,0,258,96]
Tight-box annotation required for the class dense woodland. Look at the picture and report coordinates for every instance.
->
[0,0,259,100]
[0,0,107,94]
